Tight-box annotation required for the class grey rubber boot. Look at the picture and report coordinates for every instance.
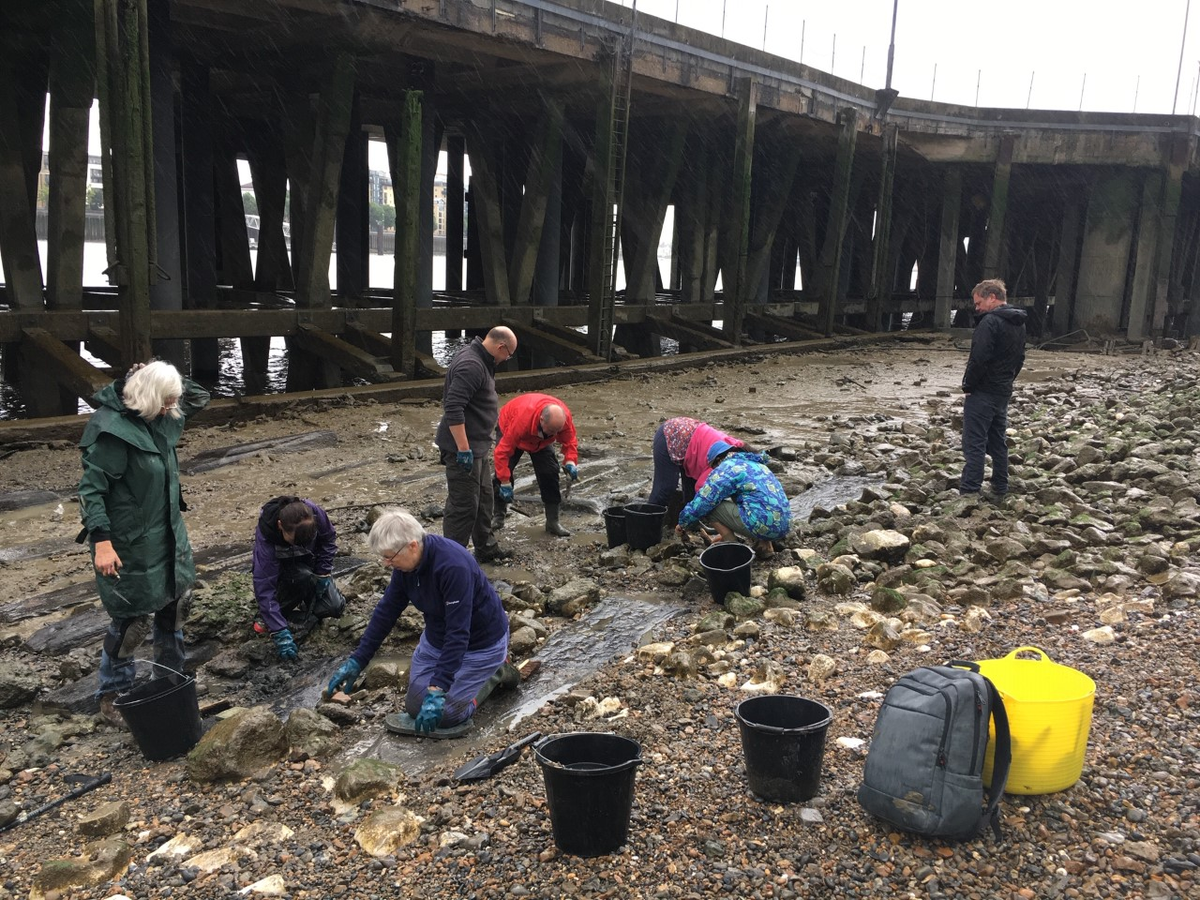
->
[544,503,571,537]
[491,505,506,532]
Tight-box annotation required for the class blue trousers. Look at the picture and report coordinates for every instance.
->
[959,391,1011,494]
[405,630,509,726]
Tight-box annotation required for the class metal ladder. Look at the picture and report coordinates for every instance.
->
[595,12,635,362]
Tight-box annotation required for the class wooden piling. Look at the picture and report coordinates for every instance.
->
[817,108,858,337]
[390,90,422,378]
[865,124,897,332]
[934,168,962,329]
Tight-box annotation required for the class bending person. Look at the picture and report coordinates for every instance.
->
[326,509,518,737]
[78,361,210,727]
[676,442,791,560]
[492,393,579,537]
[252,495,347,660]
[648,417,745,508]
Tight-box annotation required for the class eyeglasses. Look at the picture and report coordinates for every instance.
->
[497,342,512,360]
[161,402,178,411]
[381,549,400,563]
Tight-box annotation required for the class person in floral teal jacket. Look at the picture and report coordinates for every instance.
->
[676,441,791,558]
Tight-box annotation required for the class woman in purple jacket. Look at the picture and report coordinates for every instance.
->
[325,508,517,736]
[253,496,346,661]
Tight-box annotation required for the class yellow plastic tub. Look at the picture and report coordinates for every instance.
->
[978,646,1096,795]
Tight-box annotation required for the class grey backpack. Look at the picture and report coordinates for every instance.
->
[857,663,1011,841]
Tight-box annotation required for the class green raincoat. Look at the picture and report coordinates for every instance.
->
[78,377,210,619]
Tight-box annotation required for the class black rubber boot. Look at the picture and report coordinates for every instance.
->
[491,505,506,532]
[544,503,571,537]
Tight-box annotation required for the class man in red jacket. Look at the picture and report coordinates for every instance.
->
[492,393,579,537]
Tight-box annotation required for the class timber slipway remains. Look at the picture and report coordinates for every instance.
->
[2,0,1199,440]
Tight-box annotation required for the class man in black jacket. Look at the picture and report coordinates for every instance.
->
[435,326,518,562]
[960,279,1026,501]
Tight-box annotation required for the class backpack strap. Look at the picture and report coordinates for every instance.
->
[980,676,1011,841]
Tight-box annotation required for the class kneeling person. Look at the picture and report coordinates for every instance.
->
[326,509,516,736]
[676,442,791,559]
[253,496,346,660]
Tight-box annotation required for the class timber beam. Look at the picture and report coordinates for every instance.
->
[500,317,605,365]
[525,317,634,360]
[743,312,825,342]
[85,326,124,367]
[344,319,445,378]
[644,314,735,351]
[293,323,401,382]
[20,328,113,400]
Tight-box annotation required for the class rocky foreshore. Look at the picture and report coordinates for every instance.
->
[0,340,1197,900]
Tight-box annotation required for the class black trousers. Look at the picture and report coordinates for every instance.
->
[493,433,562,508]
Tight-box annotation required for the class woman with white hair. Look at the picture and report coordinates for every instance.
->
[326,508,516,736]
[78,360,210,727]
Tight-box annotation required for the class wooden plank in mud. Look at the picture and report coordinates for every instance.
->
[0,489,64,511]
[0,542,247,624]
[21,555,370,654]
[180,429,339,475]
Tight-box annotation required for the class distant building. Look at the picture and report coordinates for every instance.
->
[37,152,105,208]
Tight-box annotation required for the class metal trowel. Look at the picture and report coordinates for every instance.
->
[452,731,543,782]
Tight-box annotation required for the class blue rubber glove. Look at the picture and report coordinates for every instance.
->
[564,463,579,481]
[415,687,446,733]
[315,575,332,595]
[272,628,298,661]
[499,484,514,503]
[327,658,362,695]
[456,449,474,472]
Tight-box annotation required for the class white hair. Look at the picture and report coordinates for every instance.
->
[122,361,184,421]
[368,508,426,555]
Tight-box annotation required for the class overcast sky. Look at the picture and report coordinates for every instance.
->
[619,0,1200,115]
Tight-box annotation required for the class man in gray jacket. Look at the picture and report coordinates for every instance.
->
[435,326,518,562]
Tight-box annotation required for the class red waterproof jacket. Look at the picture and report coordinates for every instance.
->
[493,393,578,483]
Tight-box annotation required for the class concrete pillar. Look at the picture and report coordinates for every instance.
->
[982,137,1014,281]
[934,168,962,329]
[1053,195,1084,337]
[817,108,858,336]
[1127,171,1163,342]
[722,77,756,343]
[1152,137,1187,335]
[530,134,562,369]
[1073,169,1139,334]
[446,135,465,293]
[336,93,367,301]
[179,57,219,377]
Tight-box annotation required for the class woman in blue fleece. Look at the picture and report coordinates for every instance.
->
[676,441,792,559]
[326,508,514,736]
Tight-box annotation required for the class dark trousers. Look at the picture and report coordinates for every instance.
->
[493,433,561,509]
[442,448,497,550]
[960,390,1011,494]
[277,562,346,631]
[649,425,696,520]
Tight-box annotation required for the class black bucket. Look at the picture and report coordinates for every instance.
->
[735,695,832,803]
[534,732,642,856]
[113,664,203,762]
[699,542,754,603]
[623,502,666,551]
[602,506,627,548]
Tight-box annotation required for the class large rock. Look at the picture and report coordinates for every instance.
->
[508,625,539,656]
[334,758,404,805]
[285,707,339,760]
[0,661,41,708]
[546,578,602,617]
[724,592,765,620]
[77,801,130,838]
[186,706,288,781]
[767,566,808,600]
[355,806,423,858]
[816,562,856,595]
[30,839,132,900]
[850,530,911,564]
[870,586,907,614]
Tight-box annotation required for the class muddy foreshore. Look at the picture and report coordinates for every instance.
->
[0,337,1197,900]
